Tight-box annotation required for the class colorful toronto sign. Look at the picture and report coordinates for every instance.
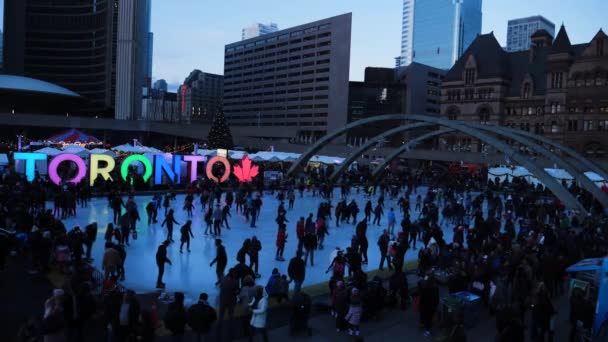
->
[13,152,259,186]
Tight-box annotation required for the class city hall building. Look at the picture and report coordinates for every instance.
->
[441,25,608,157]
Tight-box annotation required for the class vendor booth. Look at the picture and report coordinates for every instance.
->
[566,257,608,340]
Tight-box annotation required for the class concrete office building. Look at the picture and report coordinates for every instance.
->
[396,0,415,67]
[409,0,482,70]
[224,13,352,142]
[348,63,445,143]
[177,70,223,123]
[242,22,279,40]
[142,89,179,122]
[507,15,555,52]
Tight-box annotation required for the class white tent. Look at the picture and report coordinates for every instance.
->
[544,168,573,180]
[62,145,90,157]
[584,171,604,182]
[0,154,8,166]
[310,155,344,165]
[34,147,62,156]
[112,144,138,153]
[195,149,217,157]
[89,148,117,158]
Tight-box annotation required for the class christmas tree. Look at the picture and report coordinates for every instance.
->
[207,109,234,149]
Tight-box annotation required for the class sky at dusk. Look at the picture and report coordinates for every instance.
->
[1,0,606,90]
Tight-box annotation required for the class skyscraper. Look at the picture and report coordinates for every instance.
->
[396,0,415,67]
[142,0,153,88]
[3,0,148,118]
[399,0,482,70]
[241,22,279,40]
[115,0,147,120]
[506,15,555,52]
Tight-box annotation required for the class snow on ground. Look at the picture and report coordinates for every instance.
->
[58,187,456,304]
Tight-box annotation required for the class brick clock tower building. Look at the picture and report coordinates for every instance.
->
[441,25,608,157]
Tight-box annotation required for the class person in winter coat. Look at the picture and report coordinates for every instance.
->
[187,292,217,342]
[378,230,391,271]
[102,242,121,280]
[212,204,223,235]
[179,220,194,253]
[104,223,114,243]
[332,281,348,332]
[387,208,396,234]
[83,222,97,261]
[345,288,363,336]
[164,292,187,341]
[531,283,555,341]
[155,241,172,288]
[288,252,306,293]
[248,286,269,342]
[275,226,287,261]
[161,209,180,242]
[419,275,440,338]
[364,201,372,222]
[249,236,262,277]
[303,232,317,267]
[296,217,306,253]
[372,203,384,226]
[210,239,228,285]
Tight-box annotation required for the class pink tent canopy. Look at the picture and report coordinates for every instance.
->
[47,129,101,144]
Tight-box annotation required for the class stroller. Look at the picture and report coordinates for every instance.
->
[289,291,313,336]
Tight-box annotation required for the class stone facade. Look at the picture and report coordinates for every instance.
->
[440,25,608,157]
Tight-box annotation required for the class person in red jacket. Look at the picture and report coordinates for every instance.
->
[276,226,288,261]
[296,217,306,254]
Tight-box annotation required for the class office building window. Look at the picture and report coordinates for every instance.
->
[583,120,594,131]
[567,120,578,131]
[522,83,531,99]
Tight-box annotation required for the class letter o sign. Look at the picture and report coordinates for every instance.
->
[205,156,231,183]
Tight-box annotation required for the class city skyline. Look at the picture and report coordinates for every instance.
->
[1,0,606,90]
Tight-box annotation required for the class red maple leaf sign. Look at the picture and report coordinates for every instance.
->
[233,155,259,182]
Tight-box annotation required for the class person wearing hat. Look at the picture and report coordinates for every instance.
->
[155,240,172,288]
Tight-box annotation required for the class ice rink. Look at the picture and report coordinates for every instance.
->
[60,187,455,304]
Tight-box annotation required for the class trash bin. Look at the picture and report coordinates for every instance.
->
[452,291,481,329]
[440,296,463,329]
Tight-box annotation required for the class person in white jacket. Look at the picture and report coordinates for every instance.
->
[248,286,269,342]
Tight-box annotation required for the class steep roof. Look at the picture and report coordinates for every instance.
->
[551,24,573,53]
[445,33,509,82]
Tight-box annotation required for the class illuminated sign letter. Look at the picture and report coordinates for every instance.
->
[205,156,231,183]
[14,152,46,182]
[120,154,153,183]
[48,154,87,185]
[90,154,116,186]
[154,154,182,184]
[183,155,205,183]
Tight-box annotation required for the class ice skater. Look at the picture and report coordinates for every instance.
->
[179,220,194,253]
[156,240,172,288]
[161,209,180,242]
[210,239,227,285]
[387,208,396,235]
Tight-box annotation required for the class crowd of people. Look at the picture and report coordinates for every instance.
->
[1,162,607,341]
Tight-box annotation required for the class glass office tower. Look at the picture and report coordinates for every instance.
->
[412,0,482,69]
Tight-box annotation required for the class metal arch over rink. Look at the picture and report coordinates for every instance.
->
[287,114,607,214]
[329,127,453,181]
[331,119,608,209]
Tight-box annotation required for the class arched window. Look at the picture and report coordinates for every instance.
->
[523,83,531,99]
[447,106,460,120]
[478,107,490,124]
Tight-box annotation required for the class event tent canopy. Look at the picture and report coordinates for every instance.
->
[34,147,62,156]
[47,129,100,144]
